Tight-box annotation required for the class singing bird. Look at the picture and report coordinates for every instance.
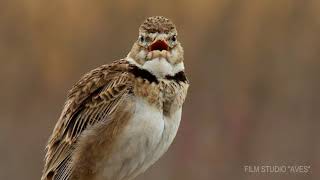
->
[41,16,189,180]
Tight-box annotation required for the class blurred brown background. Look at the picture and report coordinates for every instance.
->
[0,0,319,180]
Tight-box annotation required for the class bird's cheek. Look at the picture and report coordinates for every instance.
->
[137,50,148,59]
[167,48,183,64]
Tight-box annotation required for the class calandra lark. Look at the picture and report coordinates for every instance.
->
[42,16,189,180]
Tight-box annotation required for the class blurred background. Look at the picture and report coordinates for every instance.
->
[0,0,319,180]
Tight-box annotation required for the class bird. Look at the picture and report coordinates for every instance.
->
[41,16,189,180]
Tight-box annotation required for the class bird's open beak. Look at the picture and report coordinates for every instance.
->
[148,40,169,51]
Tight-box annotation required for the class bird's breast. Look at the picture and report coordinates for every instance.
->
[101,96,182,180]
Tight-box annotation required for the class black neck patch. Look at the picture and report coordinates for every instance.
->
[129,66,159,84]
[165,71,188,83]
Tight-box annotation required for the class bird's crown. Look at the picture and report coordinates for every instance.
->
[139,16,176,34]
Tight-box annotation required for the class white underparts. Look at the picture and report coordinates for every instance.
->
[126,55,184,78]
[102,97,182,180]
[143,57,174,77]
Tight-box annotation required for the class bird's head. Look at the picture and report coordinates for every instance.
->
[127,16,184,78]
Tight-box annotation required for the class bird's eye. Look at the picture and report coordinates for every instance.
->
[171,35,177,42]
[139,36,145,43]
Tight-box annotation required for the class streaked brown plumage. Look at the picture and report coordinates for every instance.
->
[42,16,189,180]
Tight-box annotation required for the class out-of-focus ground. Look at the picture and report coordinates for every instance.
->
[0,0,319,180]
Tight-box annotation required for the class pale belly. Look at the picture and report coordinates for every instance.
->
[100,97,182,180]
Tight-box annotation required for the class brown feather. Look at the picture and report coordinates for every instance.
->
[42,59,132,180]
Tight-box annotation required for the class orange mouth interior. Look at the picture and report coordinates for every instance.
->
[148,40,169,51]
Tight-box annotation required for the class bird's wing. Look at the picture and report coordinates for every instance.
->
[41,59,133,180]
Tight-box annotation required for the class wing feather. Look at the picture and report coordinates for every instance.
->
[41,60,133,180]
